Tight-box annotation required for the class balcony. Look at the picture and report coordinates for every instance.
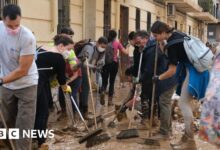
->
[188,12,218,23]
[153,0,165,4]
[165,0,202,13]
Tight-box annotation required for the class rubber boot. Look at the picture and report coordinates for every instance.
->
[108,96,114,106]
[100,92,105,105]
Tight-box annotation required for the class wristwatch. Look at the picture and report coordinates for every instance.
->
[0,78,3,86]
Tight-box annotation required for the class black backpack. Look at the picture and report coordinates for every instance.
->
[105,42,114,65]
[74,39,92,57]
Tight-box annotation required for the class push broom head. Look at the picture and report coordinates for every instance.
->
[79,128,103,144]
[86,133,111,148]
[116,129,139,139]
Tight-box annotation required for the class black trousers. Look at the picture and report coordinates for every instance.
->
[101,62,118,97]
[34,80,50,145]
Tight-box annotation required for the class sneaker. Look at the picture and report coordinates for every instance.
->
[170,134,196,150]
[100,92,105,105]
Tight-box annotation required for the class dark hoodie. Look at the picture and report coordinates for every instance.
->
[141,39,177,96]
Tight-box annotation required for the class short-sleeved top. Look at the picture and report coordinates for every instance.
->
[66,49,82,78]
[112,40,124,62]
[0,21,39,90]
[36,49,66,85]
[167,32,189,65]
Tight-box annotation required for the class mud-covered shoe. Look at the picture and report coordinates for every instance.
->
[82,111,89,120]
[38,143,49,150]
[100,92,105,105]
[137,119,150,130]
[152,117,160,127]
[57,111,68,121]
[170,134,196,150]
[108,97,114,106]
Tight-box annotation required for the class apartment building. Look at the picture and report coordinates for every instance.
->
[0,0,217,45]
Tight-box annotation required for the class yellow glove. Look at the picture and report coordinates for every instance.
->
[63,85,72,93]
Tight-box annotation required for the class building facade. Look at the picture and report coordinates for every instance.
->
[0,0,217,45]
[207,0,220,43]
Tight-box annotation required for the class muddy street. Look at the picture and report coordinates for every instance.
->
[45,77,217,150]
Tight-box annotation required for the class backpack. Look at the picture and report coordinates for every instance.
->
[105,42,114,65]
[166,32,214,72]
[74,39,92,56]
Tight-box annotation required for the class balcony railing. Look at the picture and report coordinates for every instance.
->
[164,0,202,13]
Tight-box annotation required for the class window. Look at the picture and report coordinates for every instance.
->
[217,3,220,19]
[174,21,178,30]
[188,25,191,35]
[57,0,70,33]
[136,8,140,31]
[147,11,151,32]
[0,0,18,20]
[104,0,111,36]
[167,4,175,16]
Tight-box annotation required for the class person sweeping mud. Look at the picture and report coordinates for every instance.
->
[34,34,73,148]
[77,37,108,119]
[0,4,38,150]
[151,21,210,149]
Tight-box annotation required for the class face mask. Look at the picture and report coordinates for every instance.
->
[97,47,105,53]
[6,26,21,35]
[61,50,70,59]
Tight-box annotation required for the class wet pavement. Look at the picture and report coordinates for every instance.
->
[46,78,218,150]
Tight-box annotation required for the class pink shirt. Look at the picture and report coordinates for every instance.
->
[112,40,124,62]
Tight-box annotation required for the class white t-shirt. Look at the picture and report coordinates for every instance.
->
[0,21,39,90]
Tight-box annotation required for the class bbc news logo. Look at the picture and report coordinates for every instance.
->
[0,129,54,139]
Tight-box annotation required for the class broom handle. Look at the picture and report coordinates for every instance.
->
[63,92,75,127]
[149,42,159,137]
[128,52,143,129]
[86,59,98,129]
[69,94,90,131]
[0,110,16,150]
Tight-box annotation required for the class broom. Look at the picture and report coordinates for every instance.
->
[116,52,143,139]
[79,58,110,146]
[85,58,98,129]
[149,41,159,137]
[144,42,161,146]
[108,84,135,128]
[67,93,103,143]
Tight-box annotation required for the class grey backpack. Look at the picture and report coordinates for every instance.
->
[166,32,214,72]
[105,42,114,65]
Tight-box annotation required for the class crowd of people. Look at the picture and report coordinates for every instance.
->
[0,4,219,150]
